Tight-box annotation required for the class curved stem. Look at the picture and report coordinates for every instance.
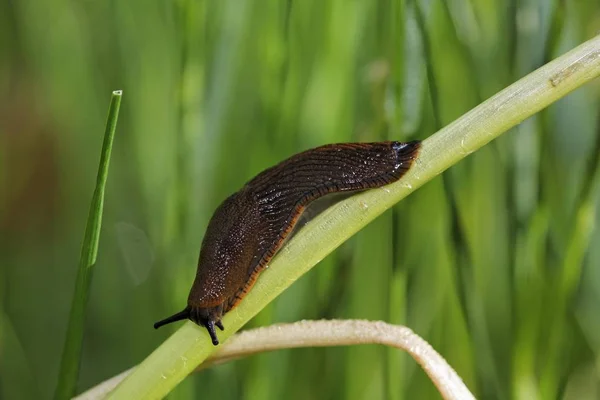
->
[108,35,600,400]
[76,320,474,400]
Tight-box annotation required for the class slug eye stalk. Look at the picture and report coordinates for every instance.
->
[153,308,189,330]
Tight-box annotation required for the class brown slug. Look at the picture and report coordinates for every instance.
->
[154,140,421,345]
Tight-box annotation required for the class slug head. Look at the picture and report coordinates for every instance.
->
[153,191,261,346]
[153,305,225,345]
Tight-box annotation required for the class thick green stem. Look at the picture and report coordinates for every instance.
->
[109,35,600,400]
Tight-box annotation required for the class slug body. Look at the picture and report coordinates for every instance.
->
[154,140,421,344]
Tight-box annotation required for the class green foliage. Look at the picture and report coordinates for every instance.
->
[1,1,599,399]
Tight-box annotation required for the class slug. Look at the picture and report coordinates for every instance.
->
[154,140,421,345]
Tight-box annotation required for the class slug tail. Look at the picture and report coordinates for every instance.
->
[392,140,421,170]
[153,307,190,329]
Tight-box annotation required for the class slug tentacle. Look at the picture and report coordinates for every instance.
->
[154,140,421,345]
[153,307,190,329]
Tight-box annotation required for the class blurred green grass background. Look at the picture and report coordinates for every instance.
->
[1,1,600,399]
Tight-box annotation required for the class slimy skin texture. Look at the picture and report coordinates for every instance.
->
[154,141,421,345]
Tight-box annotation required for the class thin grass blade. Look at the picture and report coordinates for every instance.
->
[54,90,122,400]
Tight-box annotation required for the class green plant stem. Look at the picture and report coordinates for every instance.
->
[109,35,600,400]
[54,90,122,400]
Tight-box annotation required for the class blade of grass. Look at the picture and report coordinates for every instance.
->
[54,90,122,400]
[109,35,600,400]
